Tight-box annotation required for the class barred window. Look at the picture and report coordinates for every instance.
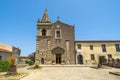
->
[77,44,81,49]
[115,44,120,52]
[91,54,95,60]
[108,54,112,59]
[56,31,60,38]
[90,45,93,50]
[102,44,106,52]
[55,30,62,39]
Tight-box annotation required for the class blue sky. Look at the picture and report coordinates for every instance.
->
[0,0,120,56]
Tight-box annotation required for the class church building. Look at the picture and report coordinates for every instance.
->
[35,9,75,64]
[35,9,120,65]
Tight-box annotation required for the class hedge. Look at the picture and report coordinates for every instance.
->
[0,60,10,72]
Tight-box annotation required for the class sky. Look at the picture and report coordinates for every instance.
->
[0,0,120,56]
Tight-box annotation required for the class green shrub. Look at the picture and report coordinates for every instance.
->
[25,60,29,64]
[28,60,34,66]
[25,60,34,66]
[0,60,10,72]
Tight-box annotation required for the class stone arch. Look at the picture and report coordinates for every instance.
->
[52,47,65,64]
[52,47,65,54]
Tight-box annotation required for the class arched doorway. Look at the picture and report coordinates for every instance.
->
[77,54,83,64]
[52,47,65,64]
[41,58,44,64]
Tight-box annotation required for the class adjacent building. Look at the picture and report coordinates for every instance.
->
[20,56,28,64]
[0,48,12,61]
[35,9,120,65]
[0,43,21,64]
[75,40,120,65]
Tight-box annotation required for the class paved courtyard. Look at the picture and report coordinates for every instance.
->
[19,66,120,80]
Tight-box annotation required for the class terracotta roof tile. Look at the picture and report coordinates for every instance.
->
[0,48,12,53]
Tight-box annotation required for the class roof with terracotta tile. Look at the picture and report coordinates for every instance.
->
[0,48,12,53]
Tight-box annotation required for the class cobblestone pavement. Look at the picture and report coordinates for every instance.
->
[19,66,120,80]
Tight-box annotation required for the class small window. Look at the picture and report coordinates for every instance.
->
[90,45,93,50]
[77,44,81,49]
[0,56,2,61]
[91,54,95,60]
[55,30,62,39]
[115,44,120,52]
[102,44,106,52]
[42,29,46,36]
[56,31,60,38]
[108,54,112,59]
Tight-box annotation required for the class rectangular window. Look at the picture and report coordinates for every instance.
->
[55,30,61,39]
[91,54,95,60]
[90,45,93,50]
[77,44,81,49]
[102,44,106,52]
[115,44,120,52]
[0,56,2,61]
[108,54,112,59]
[56,31,60,38]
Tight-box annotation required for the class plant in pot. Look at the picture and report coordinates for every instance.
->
[7,56,17,75]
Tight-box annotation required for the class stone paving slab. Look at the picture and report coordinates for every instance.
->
[19,66,120,80]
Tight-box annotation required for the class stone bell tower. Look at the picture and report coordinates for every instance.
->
[35,9,52,64]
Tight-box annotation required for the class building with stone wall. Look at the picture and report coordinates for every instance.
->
[0,43,21,64]
[0,48,12,61]
[35,9,75,64]
[35,9,120,65]
[20,56,28,64]
[75,41,120,65]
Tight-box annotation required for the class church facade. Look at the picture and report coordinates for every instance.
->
[35,9,75,64]
[35,9,120,65]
